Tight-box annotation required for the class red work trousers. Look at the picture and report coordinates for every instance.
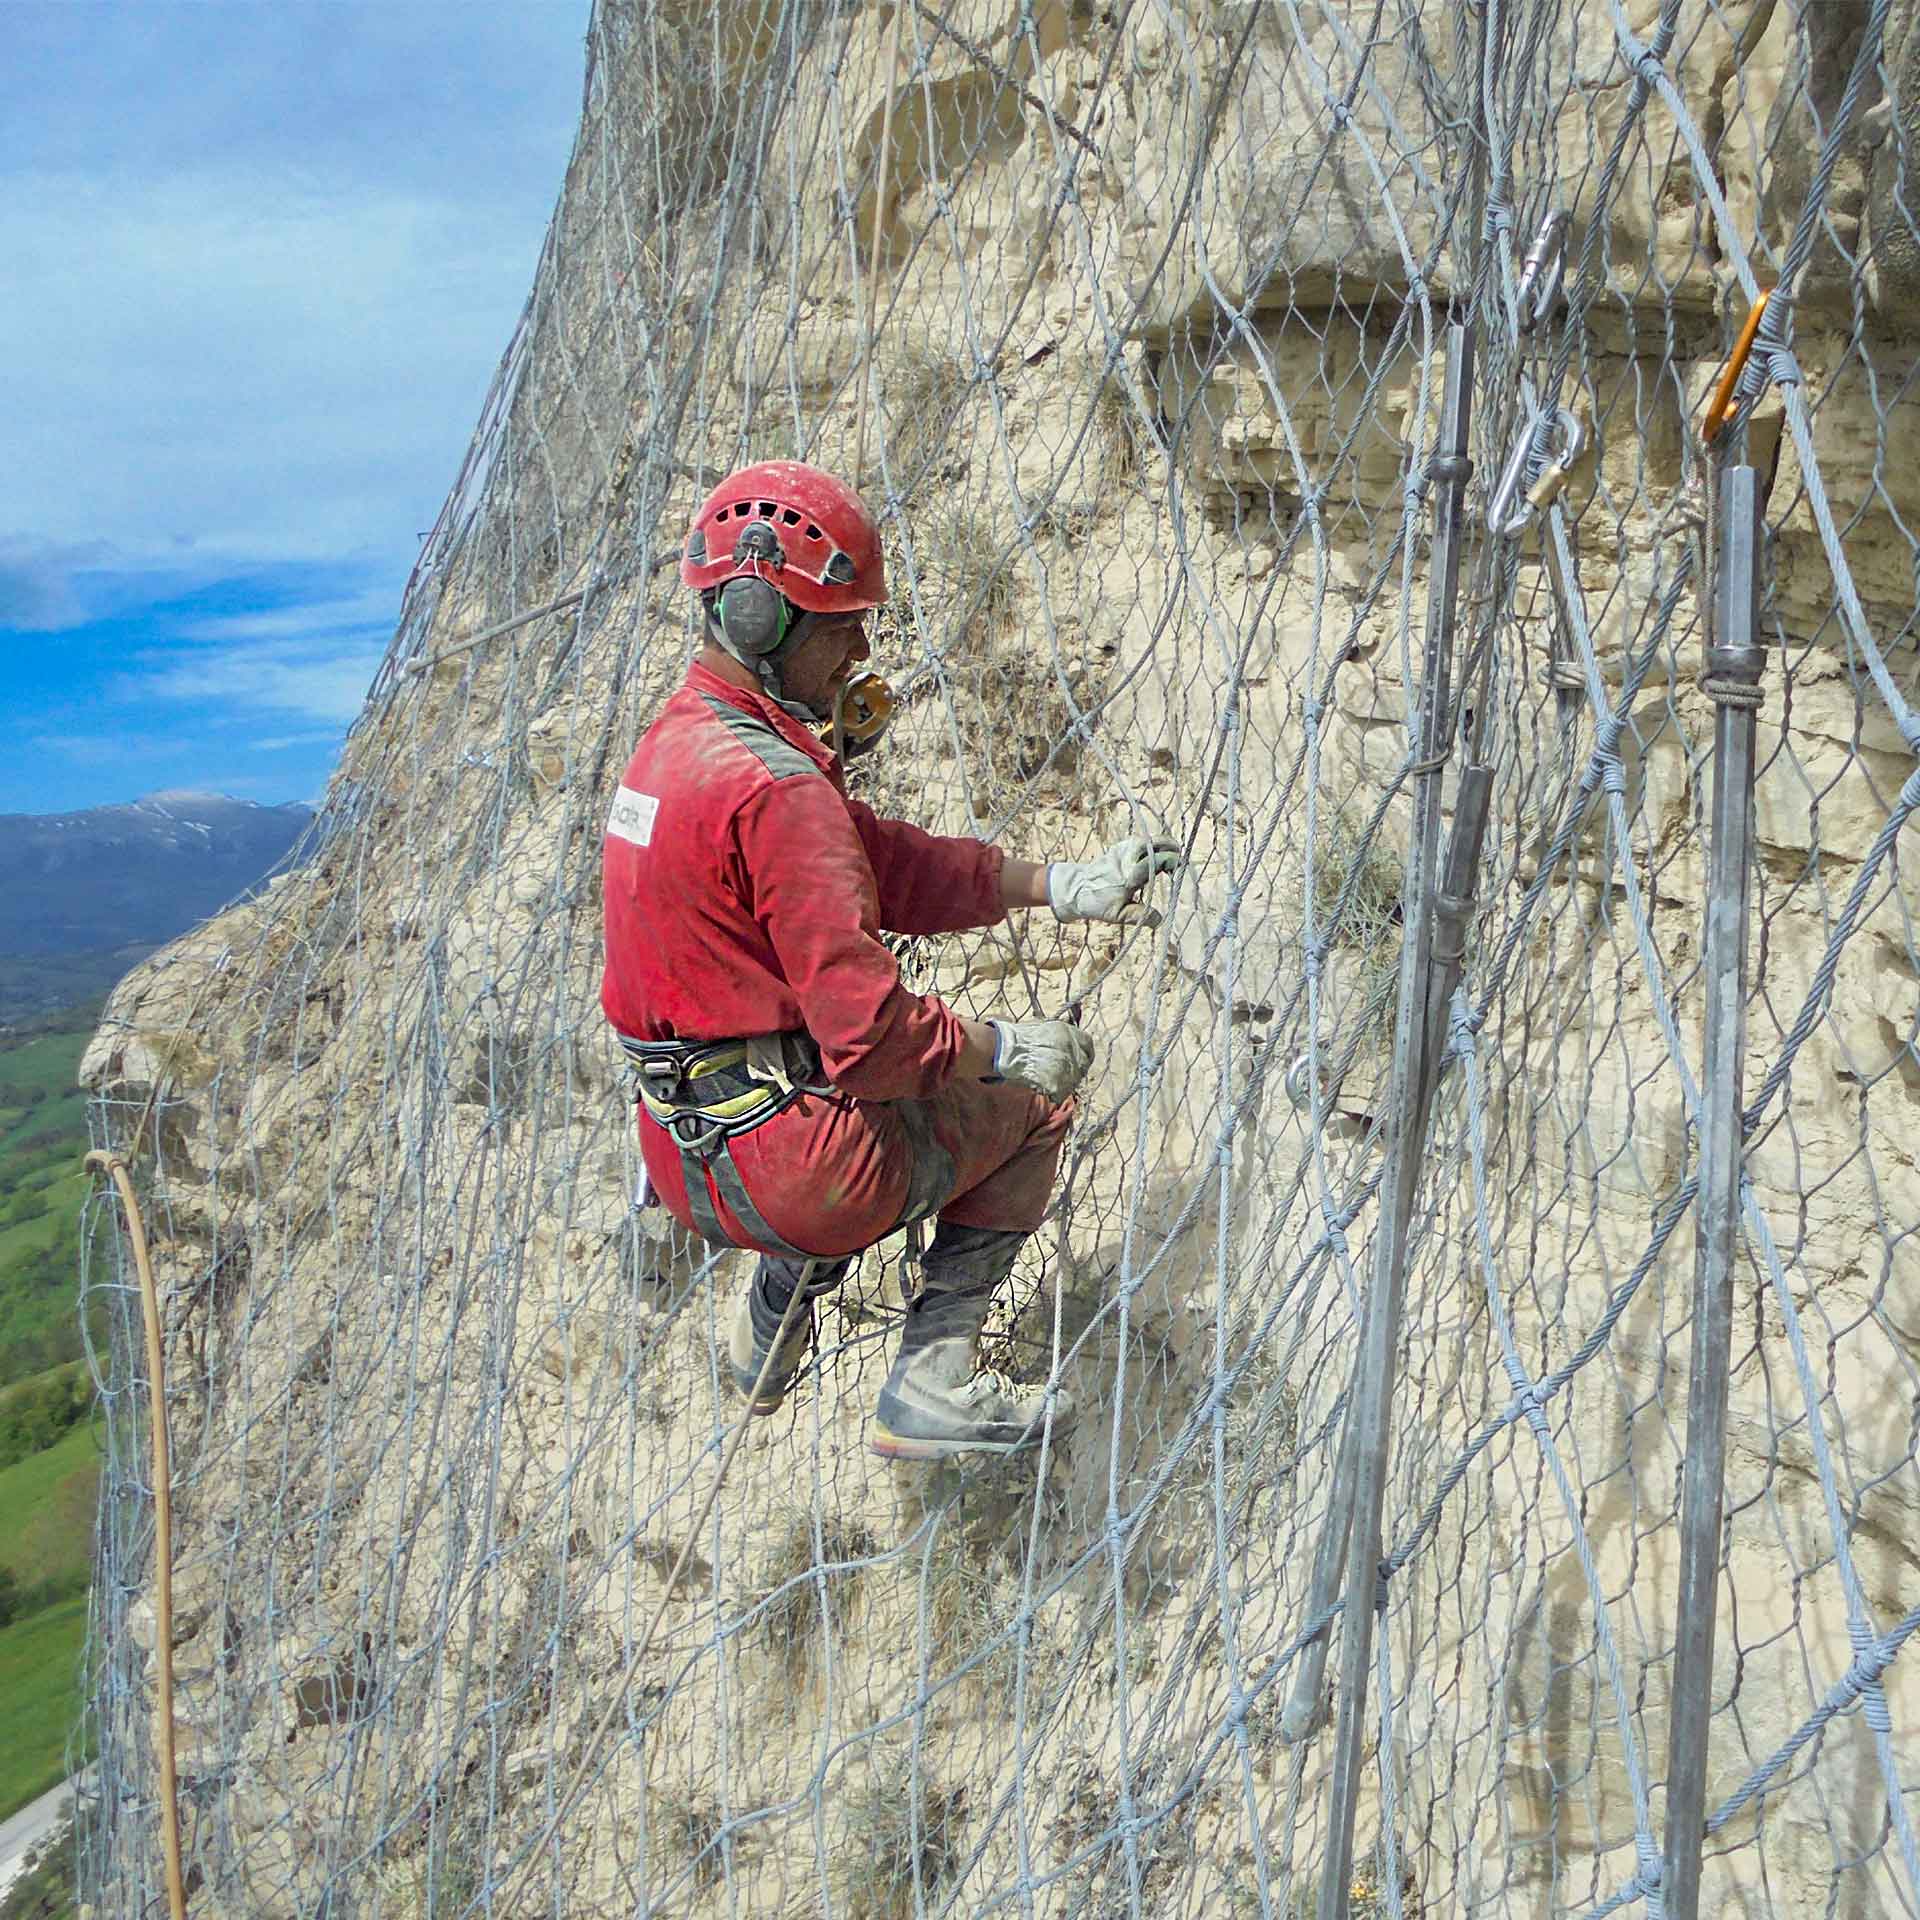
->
[637,1075,1073,1261]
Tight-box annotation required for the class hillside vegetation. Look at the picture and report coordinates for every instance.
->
[0,1010,98,1388]
[0,1010,97,1829]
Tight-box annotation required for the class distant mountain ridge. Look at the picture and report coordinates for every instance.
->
[0,793,313,1021]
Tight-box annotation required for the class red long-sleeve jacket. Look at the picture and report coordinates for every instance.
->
[601,659,1011,1253]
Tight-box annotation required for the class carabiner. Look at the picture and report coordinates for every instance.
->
[1702,290,1771,445]
[1486,406,1589,536]
[1515,210,1569,336]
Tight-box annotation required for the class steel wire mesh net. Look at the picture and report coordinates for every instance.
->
[73,1,1920,1915]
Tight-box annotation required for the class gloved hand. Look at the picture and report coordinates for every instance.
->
[988,1019,1095,1101]
[1047,836,1180,925]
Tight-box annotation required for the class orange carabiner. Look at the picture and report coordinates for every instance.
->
[1703,290,1771,445]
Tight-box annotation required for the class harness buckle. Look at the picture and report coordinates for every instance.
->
[638,1054,686,1097]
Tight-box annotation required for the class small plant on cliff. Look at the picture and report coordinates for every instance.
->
[918,1525,1019,1699]
[1310,806,1404,1029]
[650,1784,724,1891]
[885,346,973,496]
[930,500,1017,647]
[1092,363,1154,481]
[835,1775,965,1920]
[753,1509,877,1679]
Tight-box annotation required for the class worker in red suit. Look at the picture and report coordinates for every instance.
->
[601,461,1175,1460]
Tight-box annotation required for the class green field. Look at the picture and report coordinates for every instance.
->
[0,1422,99,1600]
[0,1598,89,1820]
[0,1010,95,1388]
[0,1006,100,1830]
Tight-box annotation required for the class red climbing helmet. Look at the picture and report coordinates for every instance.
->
[681,461,887,614]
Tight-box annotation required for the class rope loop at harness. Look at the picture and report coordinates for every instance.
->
[619,1031,834,1259]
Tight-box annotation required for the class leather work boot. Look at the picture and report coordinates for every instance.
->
[728,1255,851,1414]
[870,1286,1074,1459]
[870,1224,1076,1460]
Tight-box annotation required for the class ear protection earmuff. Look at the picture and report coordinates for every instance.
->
[716,575,790,656]
[714,520,795,657]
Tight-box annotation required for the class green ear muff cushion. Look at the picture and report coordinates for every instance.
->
[717,576,789,656]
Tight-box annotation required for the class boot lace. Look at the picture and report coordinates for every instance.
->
[964,1363,1039,1406]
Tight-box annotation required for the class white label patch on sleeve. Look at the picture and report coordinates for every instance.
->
[607,785,660,848]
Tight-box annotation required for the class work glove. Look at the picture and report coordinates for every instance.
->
[1047,837,1181,925]
[988,1019,1095,1102]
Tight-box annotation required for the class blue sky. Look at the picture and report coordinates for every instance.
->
[0,2,587,815]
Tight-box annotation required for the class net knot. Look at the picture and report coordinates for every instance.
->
[1632,1833,1664,1887]
[1842,1640,1891,1700]
[1762,344,1802,388]
[1600,752,1627,796]
[1897,713,1920,757]
[1484,197,1515,237]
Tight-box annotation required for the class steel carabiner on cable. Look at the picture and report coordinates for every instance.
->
[1485,405,1589,536]
[1515,209,1569,337]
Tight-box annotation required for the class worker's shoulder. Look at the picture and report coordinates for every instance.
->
[686,690,829,787]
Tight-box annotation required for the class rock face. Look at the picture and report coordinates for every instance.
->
[76,5,1920,1919]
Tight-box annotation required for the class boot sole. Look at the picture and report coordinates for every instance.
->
[729,1368,796,1415]
[868,1413,1050,1461]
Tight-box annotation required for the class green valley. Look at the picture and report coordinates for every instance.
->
[0,1006,99,1834]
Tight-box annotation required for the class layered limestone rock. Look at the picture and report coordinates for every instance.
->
[79,3,1920,1917]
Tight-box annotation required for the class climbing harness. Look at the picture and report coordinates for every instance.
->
[620,1031,834,1256]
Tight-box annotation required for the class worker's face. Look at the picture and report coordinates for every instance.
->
[781,612,872,719]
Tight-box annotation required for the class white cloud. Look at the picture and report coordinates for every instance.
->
[0,536,119,630]
[32,728,209,767]
[129,633,386,727]
[180,588,398,646]
[0,173,526,575]
[0,4,584,620]
[250,730,348,753]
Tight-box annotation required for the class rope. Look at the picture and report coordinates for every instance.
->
[83,1152,185,1920]
[853,0,906,486]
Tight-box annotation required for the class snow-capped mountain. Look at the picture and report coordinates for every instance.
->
[0,794,313,1006]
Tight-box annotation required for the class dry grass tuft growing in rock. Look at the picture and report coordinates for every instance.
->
[649,1784,724,1890]
[919,1526,1018,1698]
[1091,365,1153,483]
[1311,804,1404,1021]
[834,1774,966,1920]
[886,346,973,495]
[754,1509,879,1677]
[926,500,1017,648]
